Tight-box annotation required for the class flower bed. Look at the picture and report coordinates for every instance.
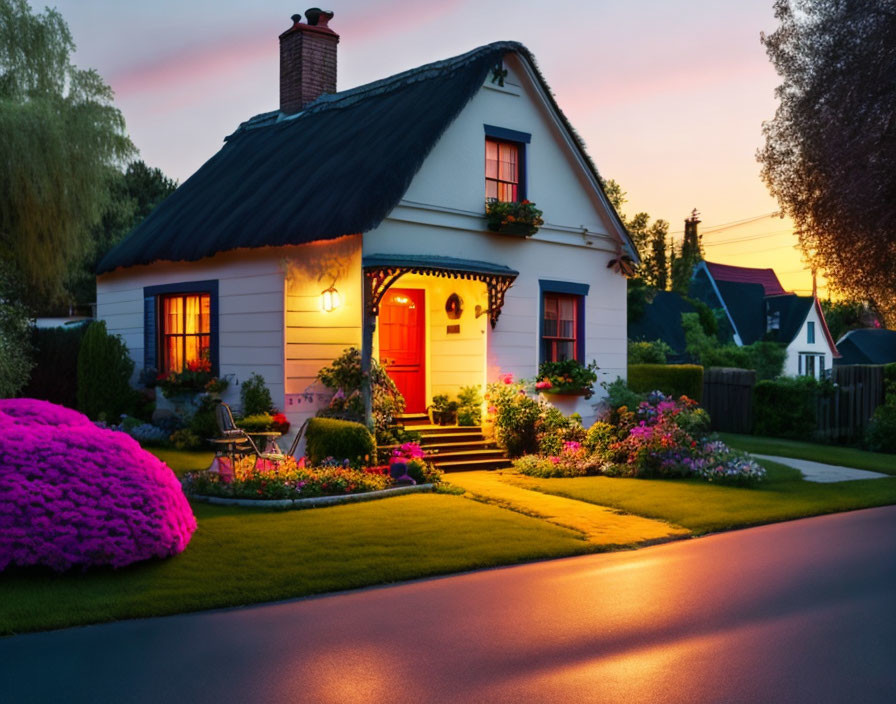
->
[0,399,197,572]
[512,390,765,485]
[182,446,442,501]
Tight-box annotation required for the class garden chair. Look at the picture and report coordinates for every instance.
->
[213,402,307,464]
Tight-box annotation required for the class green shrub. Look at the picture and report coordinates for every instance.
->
[487,377,541,457]
[188,395,219,441]
[628,364,704,402]
[584,421,616,454]
[237,413,275,432]
[457,385,482,426]
[865,405,896,453]
[240,373,274,416]
[316,347,404,442]
[170,428,202,450]
[628,340,672,365]
[76,321,136,421]
[405,458,443,485]
[22,324,87,406]
[884,363,896,400]
[305,417,376,468]
[600,378,645,411]
[753,376,820,439]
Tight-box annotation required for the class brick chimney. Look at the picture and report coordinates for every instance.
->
[279,9,339,115]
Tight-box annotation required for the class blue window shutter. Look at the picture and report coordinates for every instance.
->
[143,296,156,371]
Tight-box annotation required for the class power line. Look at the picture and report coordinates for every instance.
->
[669,211,779,235]
[703,230,794,247]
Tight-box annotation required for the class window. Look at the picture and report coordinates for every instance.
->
[144,280,219,376]
[807,321,815,344]
[799,352,825,379]
[485,139,519,202]
[159,293,211,374]
[540,280,589,364]
[483,125,530,202]
[543,294,578,362]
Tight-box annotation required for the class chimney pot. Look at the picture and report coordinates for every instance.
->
[291,13,302,24]
[305,8,334,27]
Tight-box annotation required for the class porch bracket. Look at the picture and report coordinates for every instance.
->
[362,255,519,329]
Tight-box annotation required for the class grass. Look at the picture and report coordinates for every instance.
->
[504,461,896,534]
[720,434,896,476]
[0,451,589,635]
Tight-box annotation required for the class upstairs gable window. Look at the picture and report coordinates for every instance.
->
[485,138,519,202]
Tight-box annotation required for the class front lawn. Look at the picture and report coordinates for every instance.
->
[0,450,589,635]
[720,434,896,476]
[504,460,896,534]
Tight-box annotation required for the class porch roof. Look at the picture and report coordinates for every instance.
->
[361,254,518,278]
[362,254,518,328]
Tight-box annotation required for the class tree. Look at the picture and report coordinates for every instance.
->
[67,161,177,311]
[758,0,896,326]
[670,210,704,294]
[0,262,32,397]
[0,0,134,308]
[820,298,882,342]
[600,178,671,290]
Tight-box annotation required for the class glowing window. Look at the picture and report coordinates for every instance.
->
[159,293,211,373]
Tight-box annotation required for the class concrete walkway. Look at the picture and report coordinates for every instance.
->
[752,454,892,483]
[446,470,688,546]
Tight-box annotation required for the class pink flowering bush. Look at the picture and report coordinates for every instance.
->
[0,399,197,572]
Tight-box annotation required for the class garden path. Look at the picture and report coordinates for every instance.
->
[750,454,891,483]
[446,471,688,546]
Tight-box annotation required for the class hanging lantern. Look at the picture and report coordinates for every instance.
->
[320,283,341,313]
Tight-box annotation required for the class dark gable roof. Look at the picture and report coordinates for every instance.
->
[714,280,767,344]
[764,294,814,345]
[835,328,896,365]
[628,291,697,359]
[99,41,635,274]
[705,261,787,296]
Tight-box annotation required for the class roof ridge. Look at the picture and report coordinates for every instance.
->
[228,40,525,139]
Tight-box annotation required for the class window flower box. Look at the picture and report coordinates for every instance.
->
[485,199,544,238]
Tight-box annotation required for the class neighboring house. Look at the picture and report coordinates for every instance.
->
[689,261,839,378]
[96,12,638,437]
[628,290,700,362]
[835,329,896,366]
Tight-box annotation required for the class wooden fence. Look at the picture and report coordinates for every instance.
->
[815,365,885,442]
[702,367,756,434]
[701,365,886,439]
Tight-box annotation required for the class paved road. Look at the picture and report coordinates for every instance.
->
[3,507,895,704]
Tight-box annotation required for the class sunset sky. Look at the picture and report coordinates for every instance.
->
[50,0,824,296]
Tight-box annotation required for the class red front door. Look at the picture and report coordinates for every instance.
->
[379,288,426,413]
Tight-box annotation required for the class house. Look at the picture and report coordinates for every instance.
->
[95,11,638,440]
[835,328,896,366]
[628,290,701,362]
[689,261,839,377]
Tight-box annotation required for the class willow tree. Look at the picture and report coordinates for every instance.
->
[759,0,896,325]
[0,0,134,307]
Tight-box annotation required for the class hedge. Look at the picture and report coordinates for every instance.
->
[22,324,88,408]
[627,364,704,402]
[306,417,376,467]
[76,321,136,421]
[752,376,820,439]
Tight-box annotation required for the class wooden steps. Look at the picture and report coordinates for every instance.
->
[387,418,512,472]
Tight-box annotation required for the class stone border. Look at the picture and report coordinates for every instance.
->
[187,483,435,509]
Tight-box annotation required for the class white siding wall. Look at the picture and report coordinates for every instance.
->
[363,54,628,421]
[97,248,286,414]
[283,235,363,428]
[784,302,835,378]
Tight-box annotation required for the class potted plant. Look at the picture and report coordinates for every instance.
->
[429,394,459,425]
[535,359,600,399]
[485,199,544,237]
